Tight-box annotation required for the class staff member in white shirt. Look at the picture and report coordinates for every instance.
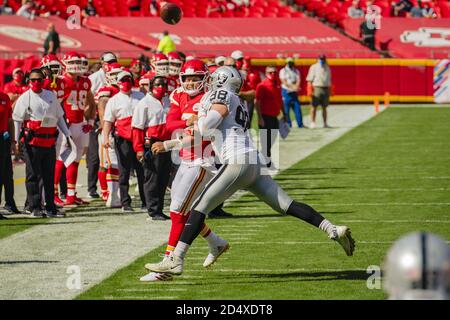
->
[306,54,332,128]
[13,69,71,218]
[279,57,303,128]
[103,71,145,212]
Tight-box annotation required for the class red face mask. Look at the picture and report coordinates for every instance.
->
[236,60,243,70]
[152,87,167,100]
[119,80,132,93]
[266,73,276,81]
[30,80,43,92]
[14,73,24,83]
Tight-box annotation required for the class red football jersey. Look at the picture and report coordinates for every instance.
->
[3,81,27,96]
[56,73,92,124]
[166,88,210,161]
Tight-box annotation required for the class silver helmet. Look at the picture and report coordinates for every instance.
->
[383,232,450,300]
[207,66,243,94]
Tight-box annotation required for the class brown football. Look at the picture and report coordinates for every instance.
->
[160,3,183,25]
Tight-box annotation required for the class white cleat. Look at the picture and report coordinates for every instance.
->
[145,255,184,275]
[139,272,173,282]
[331,225,355,256]
[203,241,230,268]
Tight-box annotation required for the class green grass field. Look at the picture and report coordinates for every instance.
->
[75,107,450,300]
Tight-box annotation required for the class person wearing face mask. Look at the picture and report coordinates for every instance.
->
[255,66,287,168]
[0,91,20,215]
[102,71,145,212]
[13,69,71,218]
[279,57,303,128]
[306,54,332,129]
[132,74,172,221]
[4,68,27,105]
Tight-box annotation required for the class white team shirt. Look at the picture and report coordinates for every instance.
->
[104,91,145,123]
[279,66,300,92]
[199,88,256,163]
[89,68,107,94]
[132,94,170,130]
[13,89,65,123]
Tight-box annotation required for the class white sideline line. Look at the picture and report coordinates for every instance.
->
[116,288,187,292]
[342,220,450,223]
[106,295,178,300]
[309,203,450,206]
[229,241,392,245]
[185,268,368,273]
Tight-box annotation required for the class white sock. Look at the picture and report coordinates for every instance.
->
[174,241,190,259]
[204,231,222,248]
[319,219,336,237]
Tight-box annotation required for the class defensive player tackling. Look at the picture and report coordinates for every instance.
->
[146,66,356,275]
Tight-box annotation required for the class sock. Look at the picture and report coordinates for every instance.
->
[173,241,190,260]
[286,201,326,228]
[98,170,108,194]
[106,167,120,195]
[54,160,64,195]
[178,210,206,246]
[199,223,212,238]
[165,245,175,257]
[319,219,336,238]
[66,162,79,197]
[167,211,189,255]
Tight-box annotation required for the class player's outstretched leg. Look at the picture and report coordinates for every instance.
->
[286,201,355,256]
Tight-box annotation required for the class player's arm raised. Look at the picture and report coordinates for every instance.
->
[197,103,228,137]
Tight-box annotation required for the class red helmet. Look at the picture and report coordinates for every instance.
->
[139,71,155,86]
[78,53,89,74]
[61,52,82,74]
[41,54,62,76]
[105,62,123,86]
[151,53,169,76]
[167,51,183,77]
[179,59,209,96]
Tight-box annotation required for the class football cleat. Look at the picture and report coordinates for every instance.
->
[64,195,78,206]
[101,191,109,202]
[74,194,88,205]
[203,241,230,268]
[145,255,184,275]
[331,226,355,256]
[139,272,173,282]
[54,195,65,208]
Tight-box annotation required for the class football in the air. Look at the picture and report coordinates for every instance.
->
[160,2,183,25]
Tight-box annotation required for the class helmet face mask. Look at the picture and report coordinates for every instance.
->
[105,63,123,86]
[179,59,209,96]
[208,66,243,94]
[41,55,62,76]
[152,53,169,76]
[62,53,82,75]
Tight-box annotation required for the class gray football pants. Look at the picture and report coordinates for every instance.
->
[192,158,294,215]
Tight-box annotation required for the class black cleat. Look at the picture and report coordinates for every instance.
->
[208,208,233,219]
[122,205,134,212]
[0,214,6,220]
[3,204,21,214]
[151,213,170,221]
[87,192,100,199]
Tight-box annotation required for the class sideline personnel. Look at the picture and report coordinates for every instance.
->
[0,91,19,215]
[13,69,71,218]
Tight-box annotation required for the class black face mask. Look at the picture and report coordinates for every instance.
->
[288,62,295,68]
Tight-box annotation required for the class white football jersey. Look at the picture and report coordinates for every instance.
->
[199,88,256,162]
